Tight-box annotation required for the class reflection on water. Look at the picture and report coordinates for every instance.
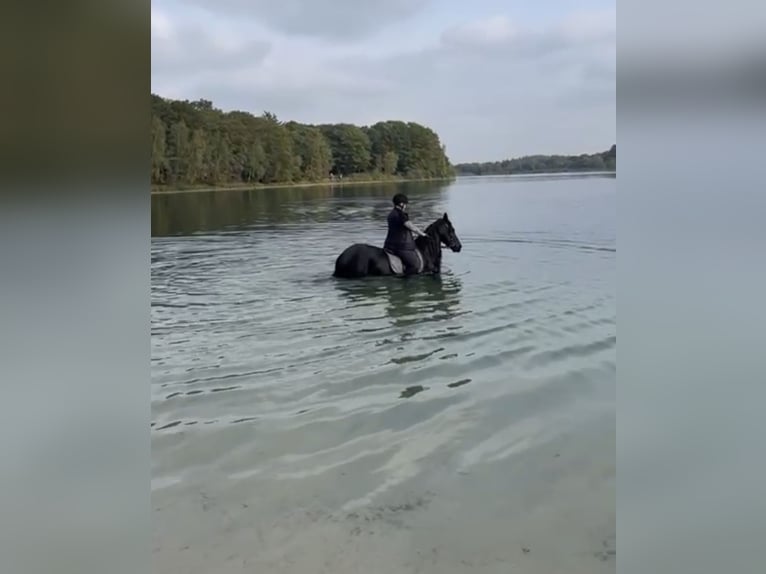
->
[152,180,453,236]
[334,273,464,328]
[152,176,615,574]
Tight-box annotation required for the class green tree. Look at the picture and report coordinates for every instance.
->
[320,124,371,175]
[287,122,333,181]
[150,93,454,187]
[206,131,232,183]
[243,141,266,182]
[382,150,399,175]
[260,113,298,183]
[454,146,617,175]
[151,115,167,184]
[167,120,190,183]
[187,129,207,183]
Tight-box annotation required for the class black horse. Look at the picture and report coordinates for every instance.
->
[333,213,462,278]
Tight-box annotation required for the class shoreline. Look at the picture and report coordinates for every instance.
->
[151,176,456,195]
[151,170,615,195]
[455,170,616,178]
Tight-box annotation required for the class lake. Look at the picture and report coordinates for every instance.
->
[151,173,616,573]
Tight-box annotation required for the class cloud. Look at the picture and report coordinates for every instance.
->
[181,0,432,41]
[151,7,271,81]
[150,2,616,161]
[339,10,615,110]
[343,10,616,159]
[441,15,518,47]
[440,10,614,58]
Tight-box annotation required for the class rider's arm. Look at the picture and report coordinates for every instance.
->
[404,220,426,237]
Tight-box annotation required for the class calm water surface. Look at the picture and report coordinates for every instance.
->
[151,174,616,573]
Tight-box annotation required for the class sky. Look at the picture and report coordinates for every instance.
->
[151,0,615,163]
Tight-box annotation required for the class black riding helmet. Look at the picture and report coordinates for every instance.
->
[392,193,409,207]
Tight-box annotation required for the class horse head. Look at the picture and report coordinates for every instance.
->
[429,213,462,252]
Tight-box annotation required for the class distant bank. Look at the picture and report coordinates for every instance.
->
[151,94,454,192]
[151,93,615,191]
[454,145,616,176]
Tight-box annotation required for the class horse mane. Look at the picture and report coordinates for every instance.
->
[416,217,445,272]
[424,217,445,235]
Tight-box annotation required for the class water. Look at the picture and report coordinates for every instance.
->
[151,174,616,573]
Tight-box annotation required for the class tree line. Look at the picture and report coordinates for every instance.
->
[151,94,453,188]
[454,145,616,176]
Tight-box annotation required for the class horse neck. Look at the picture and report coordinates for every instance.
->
[416,231,442,270]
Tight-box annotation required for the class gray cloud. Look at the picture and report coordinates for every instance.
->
[151,7,615,161]
[191,73,395,124]
[334,15,616,159]
[182,0,431,40]
[335,14,615,113]
[439,13,614,59]
[151,20,271,79]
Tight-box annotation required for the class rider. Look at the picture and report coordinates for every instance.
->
[384,193,427,275]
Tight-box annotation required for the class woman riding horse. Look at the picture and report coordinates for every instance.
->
[384,193,426,276]
[333,196,462,279]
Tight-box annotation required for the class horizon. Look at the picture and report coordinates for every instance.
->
[151,0,615,163]
[451,144,616,166]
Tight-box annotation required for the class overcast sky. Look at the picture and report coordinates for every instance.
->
[151,0,615,163]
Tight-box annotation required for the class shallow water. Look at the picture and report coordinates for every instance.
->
[151,174,616,573]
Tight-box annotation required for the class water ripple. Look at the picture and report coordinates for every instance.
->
[152,178,615,573]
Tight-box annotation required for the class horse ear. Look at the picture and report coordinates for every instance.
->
[443,213,450,222]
